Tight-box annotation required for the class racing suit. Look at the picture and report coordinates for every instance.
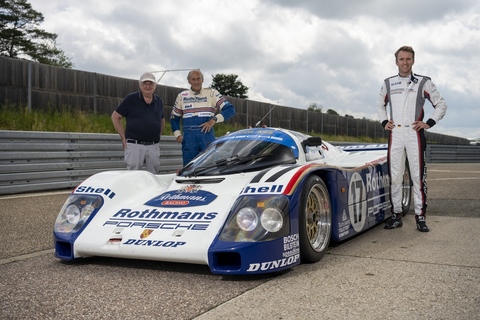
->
[376,73,447,218]
[171,88,235,165]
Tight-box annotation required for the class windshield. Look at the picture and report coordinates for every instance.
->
[179,137,296,176]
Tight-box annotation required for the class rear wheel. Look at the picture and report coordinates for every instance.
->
[299,175,332,263]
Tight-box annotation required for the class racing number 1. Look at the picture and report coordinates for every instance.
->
[350,180,363,223]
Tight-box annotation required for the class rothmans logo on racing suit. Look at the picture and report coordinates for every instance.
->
[144,185,217,207]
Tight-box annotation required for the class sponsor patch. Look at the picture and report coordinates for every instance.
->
[145,188,217,207]
[140,229,154,239]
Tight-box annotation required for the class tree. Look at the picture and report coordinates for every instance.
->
[0,0,73,68]
[210,73,249,98]
[326,109,339,115]
[308,103,323,113]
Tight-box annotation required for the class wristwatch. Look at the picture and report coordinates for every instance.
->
[212,116,218,123]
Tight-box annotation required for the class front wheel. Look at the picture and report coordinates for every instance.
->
[299,175,332,263]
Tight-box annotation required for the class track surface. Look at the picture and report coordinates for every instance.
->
[1,163,479,319]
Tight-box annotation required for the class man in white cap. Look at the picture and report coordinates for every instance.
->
[111,72,165,174]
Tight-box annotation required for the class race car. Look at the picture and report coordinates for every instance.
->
[53,127,411,275]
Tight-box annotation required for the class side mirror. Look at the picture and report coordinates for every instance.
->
[301,136,322,152]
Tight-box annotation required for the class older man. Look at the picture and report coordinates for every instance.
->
[171,69,235,165]
[111,72,165,174]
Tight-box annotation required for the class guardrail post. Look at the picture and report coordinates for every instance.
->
[27,62,32,111]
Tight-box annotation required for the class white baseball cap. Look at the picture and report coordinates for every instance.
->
[140,72,156,82]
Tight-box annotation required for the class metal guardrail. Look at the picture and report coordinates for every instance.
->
[335,142,480,163]
[426,144,480,163]
[1,131,479,196]
[0,131,182,196]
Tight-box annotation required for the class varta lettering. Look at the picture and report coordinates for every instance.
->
[246,254,300,272]
[123,239,186,247]
[112,208,217,220]
[366,171,389,192]
[75,186,116,199]
[241,185,284,194]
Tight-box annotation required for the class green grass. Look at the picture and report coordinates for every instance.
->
[0,105,120,133]
[0,105,386,143]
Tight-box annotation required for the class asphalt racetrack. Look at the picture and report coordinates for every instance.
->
[1,163,479,319]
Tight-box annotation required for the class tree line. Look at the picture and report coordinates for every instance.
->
[2,0,348,115]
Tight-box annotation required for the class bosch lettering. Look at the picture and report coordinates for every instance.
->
[283,233,299,251]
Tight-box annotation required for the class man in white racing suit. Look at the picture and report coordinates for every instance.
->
[376,46,447,232]
[171,69,235,166]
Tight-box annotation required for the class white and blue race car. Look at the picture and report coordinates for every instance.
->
[54,127,411,275]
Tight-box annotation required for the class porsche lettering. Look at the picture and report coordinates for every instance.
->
[103,220,209,230]
[367,200,390,215]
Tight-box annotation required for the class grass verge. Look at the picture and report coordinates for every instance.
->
[0,105,386,143]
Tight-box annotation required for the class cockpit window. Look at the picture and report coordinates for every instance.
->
[179,138,296,176]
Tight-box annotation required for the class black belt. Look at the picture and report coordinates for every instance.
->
[126,139,159,145]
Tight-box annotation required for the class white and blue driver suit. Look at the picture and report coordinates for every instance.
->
[171,88,235,165]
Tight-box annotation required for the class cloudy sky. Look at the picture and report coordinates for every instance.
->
[28,0,480,139]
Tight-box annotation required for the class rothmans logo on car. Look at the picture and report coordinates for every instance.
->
[144,185,217,208]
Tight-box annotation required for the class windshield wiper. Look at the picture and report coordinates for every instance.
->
[226,153,271,165]
[189,153,271,177]
[190,154,241,176]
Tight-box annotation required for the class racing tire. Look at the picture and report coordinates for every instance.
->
[401,161,412,215]
[299,175,332,263]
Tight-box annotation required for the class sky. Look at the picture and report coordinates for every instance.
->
[28,0,480,139]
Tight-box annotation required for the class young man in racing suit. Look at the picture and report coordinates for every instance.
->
[376,46,447,232]
[171,69,236,166]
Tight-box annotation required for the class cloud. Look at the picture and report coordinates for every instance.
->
[28,0,480,138]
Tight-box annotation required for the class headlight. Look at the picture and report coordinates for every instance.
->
[54,195,103,233]
[65,205,81,224]
[220,195,289,242]
[237,207,259,231]
[261,208,283,233]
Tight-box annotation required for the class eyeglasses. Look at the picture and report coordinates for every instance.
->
[141,81,155,87]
